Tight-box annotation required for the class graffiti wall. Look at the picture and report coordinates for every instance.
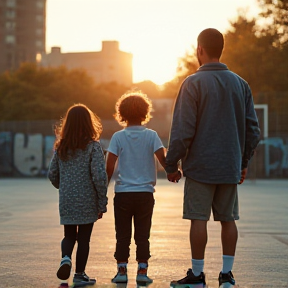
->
[0,132,55,177]
[260,137,288,177]
[0,132,287,178]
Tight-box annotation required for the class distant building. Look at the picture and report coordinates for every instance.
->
[0,0,46,73]
[42,41,133,87]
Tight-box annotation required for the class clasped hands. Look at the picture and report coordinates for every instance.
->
[167,169,182,183]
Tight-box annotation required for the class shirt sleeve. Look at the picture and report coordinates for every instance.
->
[242,86,261,168]
[153,131,164,152]
[91,141,108,213]
[48,151,60,189]
[165,78,197,173]
[107,133,120,156]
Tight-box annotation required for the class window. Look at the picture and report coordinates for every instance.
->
[35,28,43,36]
[6,0,16,7]
[6,10,15,18]
[6,21,16,29]
[36,0,44,8]
[36,53,42,63]
[36,40,43,48]
[35,15,43,22]
[6,35,16,44]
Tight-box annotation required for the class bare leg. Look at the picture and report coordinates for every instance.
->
[221,221,238,256]
[190,220,208,259]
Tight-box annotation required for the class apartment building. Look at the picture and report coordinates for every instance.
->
[0,0,46,73]
[42,41,133,87]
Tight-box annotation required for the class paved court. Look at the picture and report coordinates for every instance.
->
[0,178,287,288]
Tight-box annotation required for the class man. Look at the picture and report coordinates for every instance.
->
[165,28,260,287]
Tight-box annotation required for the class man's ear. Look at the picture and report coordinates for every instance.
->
[197,45,204,56]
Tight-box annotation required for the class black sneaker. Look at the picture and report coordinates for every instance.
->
[73,272,96,287]
[218,271,235,287]
[170,269,206,286]
[111,266,128,283]
[57,256,72,280]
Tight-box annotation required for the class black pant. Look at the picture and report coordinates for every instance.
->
[114,192,154,262]
[61,223,94,273]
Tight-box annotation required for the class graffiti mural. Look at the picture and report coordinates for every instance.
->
[13,134,43,176]
[0,133,111,177]
[0,133,55,177]
[0,132,13,175]
[0,132,287,178]
[259,137,288,177]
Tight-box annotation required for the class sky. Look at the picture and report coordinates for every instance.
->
[46,0,260,85]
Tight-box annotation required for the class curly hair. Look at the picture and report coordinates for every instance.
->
[114,91,152,127]
[54,103,102,160]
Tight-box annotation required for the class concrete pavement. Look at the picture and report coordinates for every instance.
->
[0,178,287,288]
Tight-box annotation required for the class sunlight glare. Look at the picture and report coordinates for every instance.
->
[46,0,260,85]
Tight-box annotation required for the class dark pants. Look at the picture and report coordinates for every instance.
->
[61,223,94,273]
[114,192,155,262]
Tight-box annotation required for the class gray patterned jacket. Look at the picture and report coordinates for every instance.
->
[48,141,108,225]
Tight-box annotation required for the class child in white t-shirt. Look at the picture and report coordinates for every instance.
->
[106,91,166,284]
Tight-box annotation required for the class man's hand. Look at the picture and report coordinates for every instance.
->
[238,168,248,184]
[167,170,182,183]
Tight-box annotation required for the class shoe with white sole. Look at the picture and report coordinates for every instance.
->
[56,256,72,280]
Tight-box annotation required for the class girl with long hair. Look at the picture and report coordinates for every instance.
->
[48,103,107,286]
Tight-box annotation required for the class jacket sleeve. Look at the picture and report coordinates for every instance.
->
[242,87,261,169]
[165,78,197,173]
[91,141,108,213]
[48,151,60,189]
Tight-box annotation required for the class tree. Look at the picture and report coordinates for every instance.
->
[131,80,161,98]
[0,63,130,121]
[160,49,199,99]
[257,0,288,46]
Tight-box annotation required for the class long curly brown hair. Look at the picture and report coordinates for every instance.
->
[54,104,102,160]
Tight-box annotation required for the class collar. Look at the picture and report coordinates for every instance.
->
[197,62,228,72]
[124,126,146,131]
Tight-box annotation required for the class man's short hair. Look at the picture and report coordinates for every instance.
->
[197,28,224,59]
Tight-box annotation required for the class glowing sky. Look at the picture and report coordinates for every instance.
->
[46,0,260,85]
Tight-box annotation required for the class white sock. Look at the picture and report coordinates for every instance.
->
[222,255,234,273]
[192,259,204,276]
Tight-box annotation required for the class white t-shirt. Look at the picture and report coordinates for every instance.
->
[107,126,164,192]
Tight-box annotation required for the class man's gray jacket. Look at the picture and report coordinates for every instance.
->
[165,63,261,184]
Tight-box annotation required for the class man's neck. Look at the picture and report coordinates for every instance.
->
[201,58,220,65]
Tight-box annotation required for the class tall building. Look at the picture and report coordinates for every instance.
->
[42,41,133,87]
[0,0,46,73]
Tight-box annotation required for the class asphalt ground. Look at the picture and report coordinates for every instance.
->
[0,178,287,288]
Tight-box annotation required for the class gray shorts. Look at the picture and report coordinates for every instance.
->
[183,177,239,221]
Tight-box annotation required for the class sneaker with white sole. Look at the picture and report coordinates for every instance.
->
[218,271,235,287]
[136,267,153,284]
[73,272,96,287]
[170,269,206,287]
[57,256,72,280]
[111,266,128,283]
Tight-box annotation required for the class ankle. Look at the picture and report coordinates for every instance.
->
[138,262,148,269]
[117,262,127,268]
[191,259,204,277]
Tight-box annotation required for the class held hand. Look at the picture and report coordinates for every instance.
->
[238,168,248,184]
[167,170,182,183]
[98,212,103,219]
